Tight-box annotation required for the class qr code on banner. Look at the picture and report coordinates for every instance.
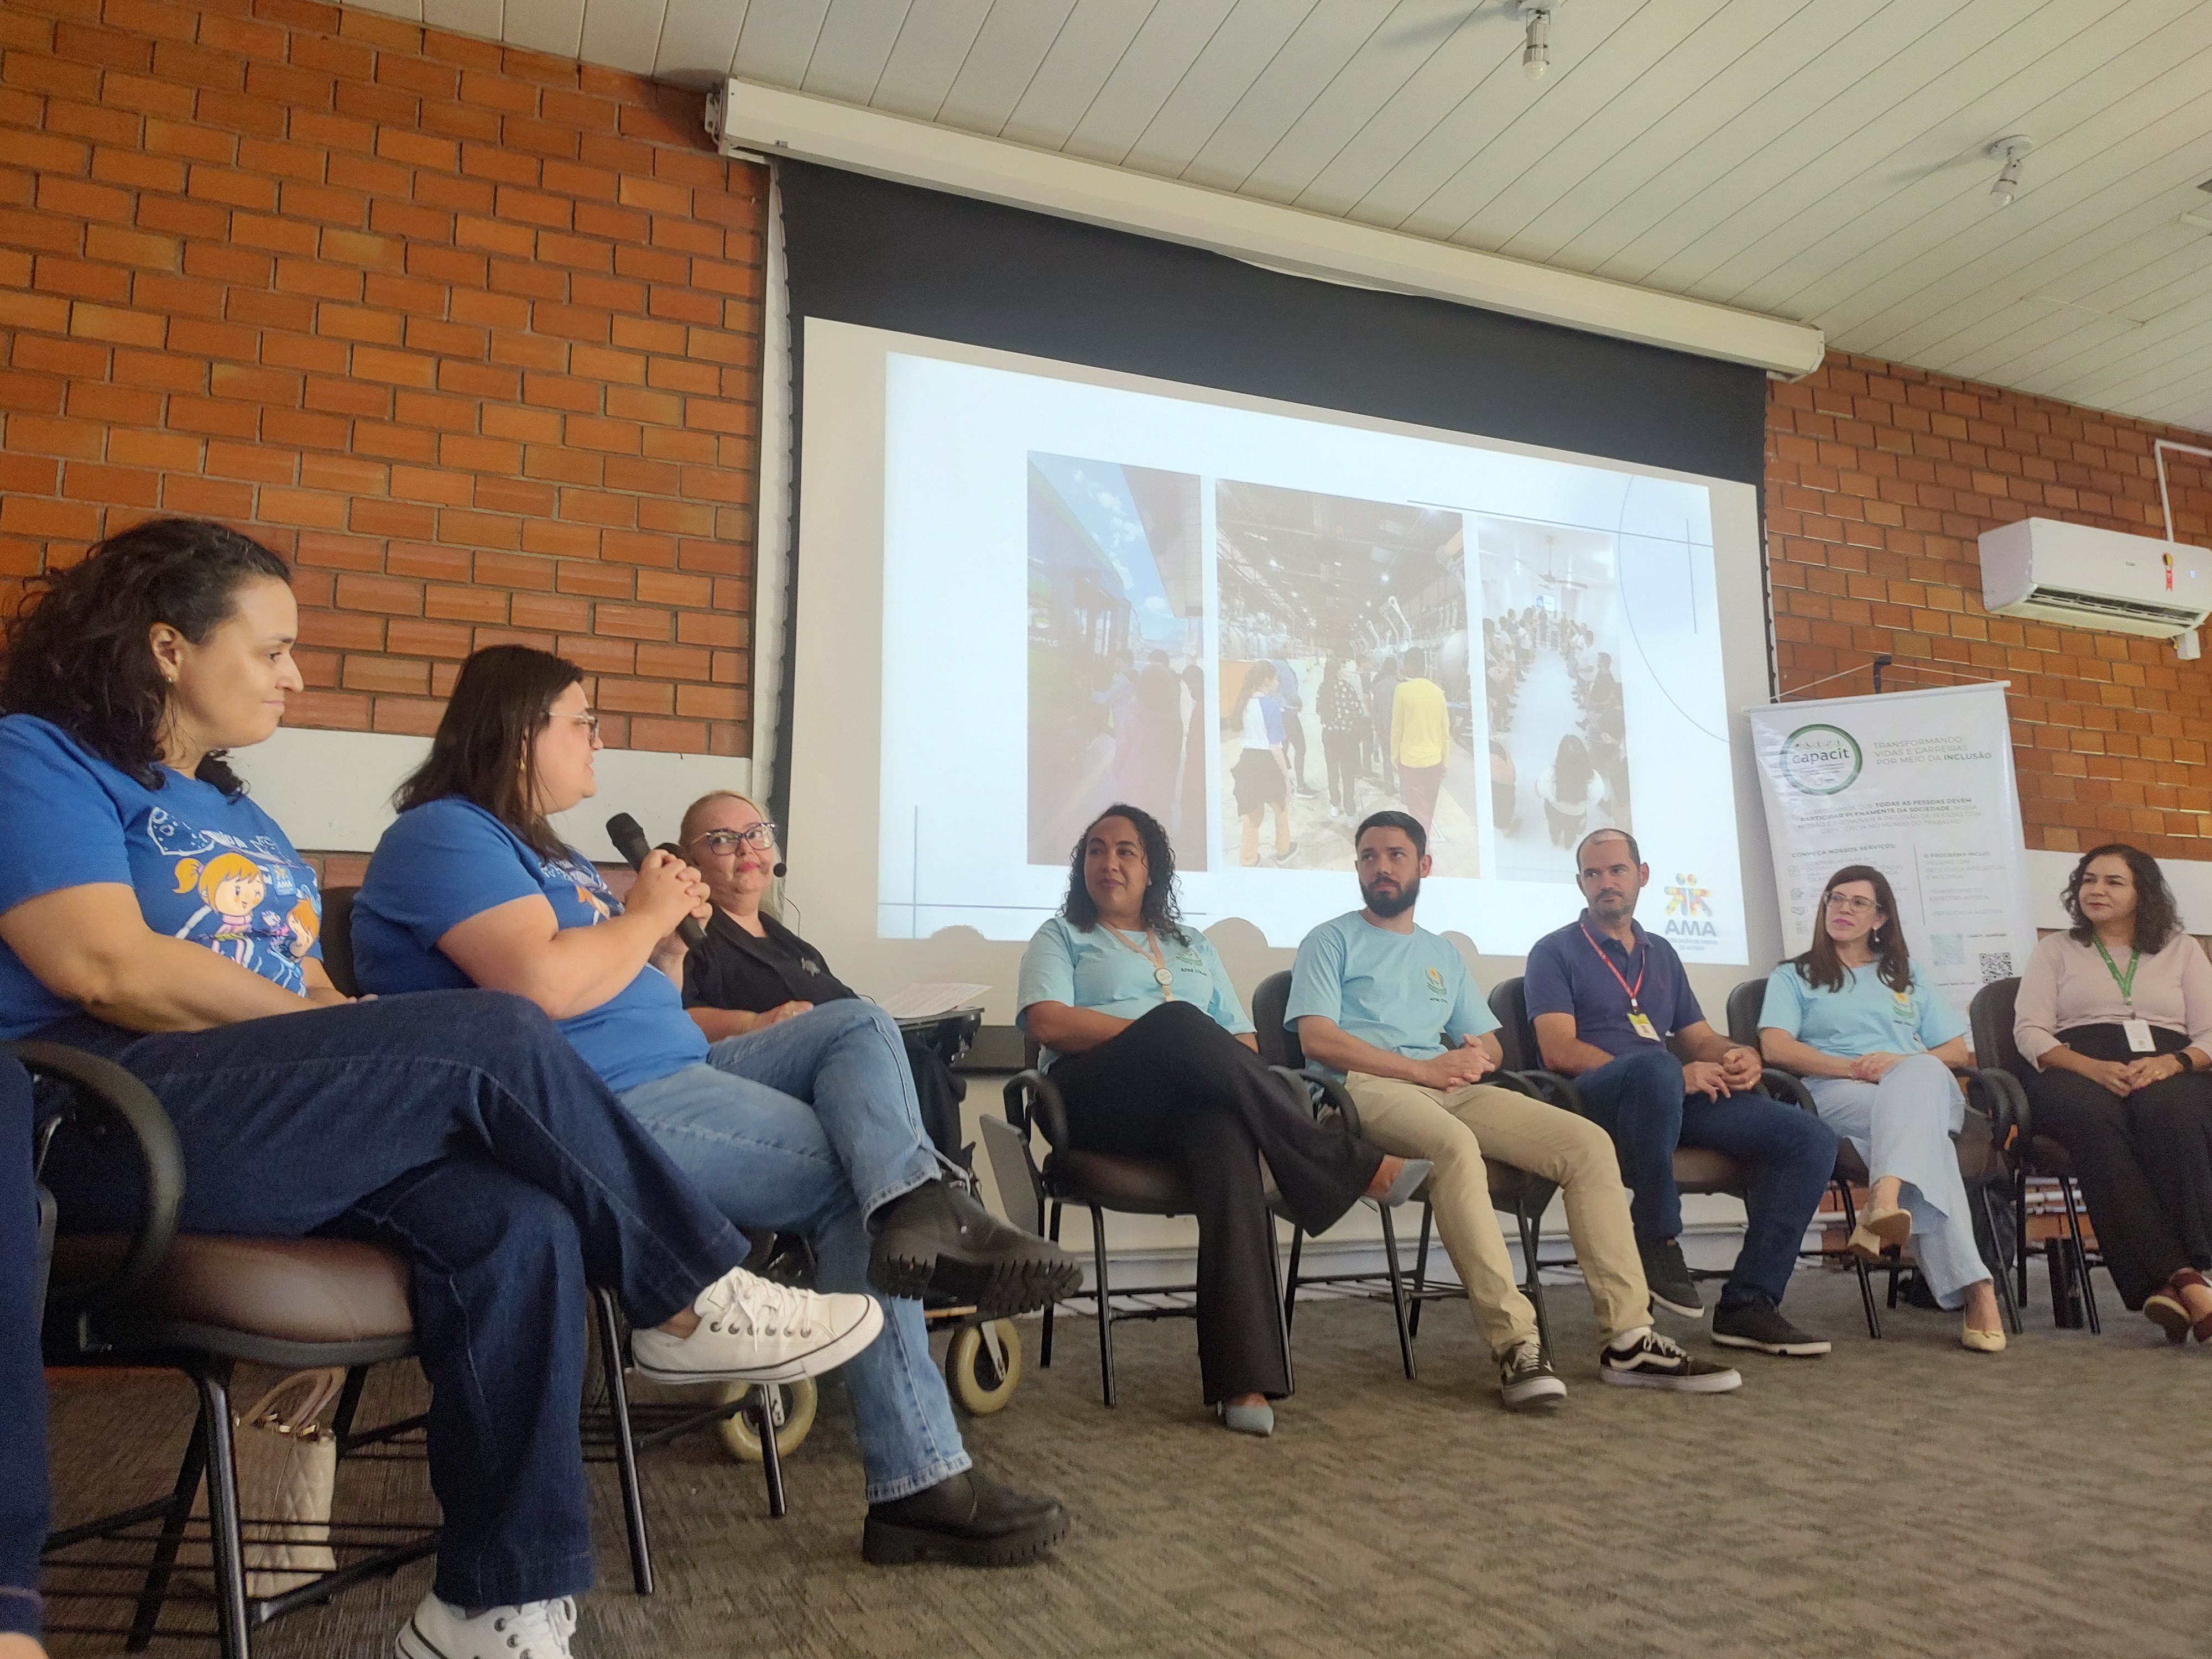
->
[1979,951,2015,982]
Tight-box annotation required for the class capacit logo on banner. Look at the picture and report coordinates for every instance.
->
[1778,724,1863,795]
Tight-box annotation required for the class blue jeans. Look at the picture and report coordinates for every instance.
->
[35,990,749,1609]
[618,998,968,1503]
[1572,1046,1838,1309]
[2,1057,45,1641]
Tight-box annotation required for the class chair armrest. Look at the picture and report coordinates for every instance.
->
[1512,1068,1586,1116]
[1759,1066,1818,1114]
[1270,1065,1361,1138]
[1002,1067,1071,1152]
[1962,1066,2028,1166]
[7,1039,181,1310]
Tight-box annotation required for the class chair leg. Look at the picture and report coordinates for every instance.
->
[1982,1187,2024,1336]
[591,1287,654,1592]
[1041,1202,1061,1370]
[1408,1201,1434,1340]
[748,1389,787,1520]
[127,1402,212,1652]
[1091,1207,1117,1407]
[1266,1211,1293,1396]
[2060,1176,2101,1333]
[1377,1203,1415,1381]
[1836,1180,1881,1339]
[1517,1207,1552,1367]
[2015,1171,2032,1309]
[330,1365,369,1446]
[192,1361,252,1659]
[1282,1227,1305,1332]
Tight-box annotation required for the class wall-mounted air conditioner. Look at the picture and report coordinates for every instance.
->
[1979,518,2211,639]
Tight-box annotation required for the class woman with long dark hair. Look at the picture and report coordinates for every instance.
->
[1757,865,2003,1351]
[0,520,875,1659]
[1016,805,1424,1434]
[1539,732,1604,848]
[2015,844,2212,1340]
[1230,659,1292,865]
[354,644,1079,1563]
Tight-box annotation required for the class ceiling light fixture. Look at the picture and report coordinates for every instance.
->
[1986,135,2032,208]
[1520,2,1556,81]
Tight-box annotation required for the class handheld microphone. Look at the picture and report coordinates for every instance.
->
[605,812,707,952]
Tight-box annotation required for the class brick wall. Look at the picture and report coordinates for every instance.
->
[1768,352,2212,862]
[0,0,765,756]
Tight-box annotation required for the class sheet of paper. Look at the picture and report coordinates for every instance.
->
[875,983,990,1020]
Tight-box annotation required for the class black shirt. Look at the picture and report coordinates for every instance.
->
[682,908,853,1013]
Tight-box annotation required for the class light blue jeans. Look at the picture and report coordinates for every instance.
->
[1807,1054,1992,1308]
[618,999,968,1502]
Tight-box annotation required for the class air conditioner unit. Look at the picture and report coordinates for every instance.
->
[1979,517,2211,638]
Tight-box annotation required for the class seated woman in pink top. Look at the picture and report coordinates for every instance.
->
[2014,843,2212,1340]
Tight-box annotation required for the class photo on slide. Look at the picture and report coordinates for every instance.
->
[1215,482,1478,875]
[1477,518,1631,884]
[1026,453,1208,868]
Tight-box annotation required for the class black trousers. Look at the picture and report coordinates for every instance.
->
[1281,709,1309,787]
[905,1036,967,1165]
[1046,1001,1381,1402]
[2024,1023,2212,1308]
[1322,727,1363,813]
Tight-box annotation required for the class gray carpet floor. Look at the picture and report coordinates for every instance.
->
[40,1264,2212,1659]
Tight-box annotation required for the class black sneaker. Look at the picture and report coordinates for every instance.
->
[1498,1340,1567,1411]
[1599,1328,1743,1392]
[1640,1238,1704,1318]
[871,1181,1083,1316]
[1710,1293,1832,1357]
[863,1469,1070,1567]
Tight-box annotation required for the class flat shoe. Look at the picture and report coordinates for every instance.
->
[1861,1206,1912,1248]
[1218,1401,1275,1436]
[1961,1324,2006,1353]
[1846,1224,1894,1264]
[2145,1290,2193,1339]
[1373,1157,1434,1208]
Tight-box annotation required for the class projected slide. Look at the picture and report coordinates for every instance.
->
[864,339,1751,961]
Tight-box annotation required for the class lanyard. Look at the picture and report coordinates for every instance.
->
[2093,938,2141,1008]
[1107,926,1176,999]
[1578,922,1646,1013]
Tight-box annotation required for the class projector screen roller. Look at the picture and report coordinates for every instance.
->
[788,323,1774,1015]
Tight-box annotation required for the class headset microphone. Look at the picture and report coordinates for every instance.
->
[604,812,707,952]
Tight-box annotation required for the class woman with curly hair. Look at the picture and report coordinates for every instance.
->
[1016,805,1421,1434]
[2015,843,2212,1340]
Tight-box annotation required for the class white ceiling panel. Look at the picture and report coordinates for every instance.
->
[343,0,2212,432]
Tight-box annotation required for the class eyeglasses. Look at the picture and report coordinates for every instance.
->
[547,711,600,738]
[695,823,778,853]
[1824,893,1879,915]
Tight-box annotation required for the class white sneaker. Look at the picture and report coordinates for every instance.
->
[628,1267,884,1385]
[395,1593,574,1659]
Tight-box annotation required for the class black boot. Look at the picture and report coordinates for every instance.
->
[870,1180,1082,1315]
[863,1470,1070,1567]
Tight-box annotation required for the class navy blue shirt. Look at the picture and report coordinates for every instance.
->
[1523,911,1705,1059]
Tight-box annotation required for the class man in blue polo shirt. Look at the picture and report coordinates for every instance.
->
[1526,828,1839,1357]
[1287,812,1740,1408]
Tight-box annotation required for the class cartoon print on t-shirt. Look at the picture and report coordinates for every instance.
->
[146,807,320,994]
[546,852,619,923]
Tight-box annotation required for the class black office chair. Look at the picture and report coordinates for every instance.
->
[1485,975,1876,1328]
[1724,978,2020,1338]
[321,888,784,1572]
[980,1036,1293,1407]
[1249,971,1558,1376]
[20,1039,434,1659]
[1968,977,2097,1331]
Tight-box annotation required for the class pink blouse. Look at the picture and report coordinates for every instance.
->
[2013,931,2212,1067]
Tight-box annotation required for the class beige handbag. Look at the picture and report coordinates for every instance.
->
[190,1368,345,1597]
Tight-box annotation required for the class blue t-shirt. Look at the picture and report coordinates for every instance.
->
[0,715,323,1039]
[1015,915,1252,1069]
[353,796,706,1093]
[1284,912,1498,1077]
[1523,912,1704,1058]
[1758,962,1968,1060]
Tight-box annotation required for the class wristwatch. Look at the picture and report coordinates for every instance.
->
[2177,1051,2197,1074]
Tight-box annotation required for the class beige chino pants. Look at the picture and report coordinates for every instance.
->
[1345,1074,1652,1359]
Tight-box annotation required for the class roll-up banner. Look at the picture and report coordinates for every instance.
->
[1745,683,2036,1015]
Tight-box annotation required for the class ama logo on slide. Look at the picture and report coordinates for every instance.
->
[1663,874,1717,941]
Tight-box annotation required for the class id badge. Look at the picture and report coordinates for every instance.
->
[1627,1010,1660,1042]
[2124,1018,2156,1053]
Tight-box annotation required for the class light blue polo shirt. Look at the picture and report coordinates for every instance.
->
[1757,962,1967,1060]
[1016,915,1253,1068]
[1284,911,1498,1076]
